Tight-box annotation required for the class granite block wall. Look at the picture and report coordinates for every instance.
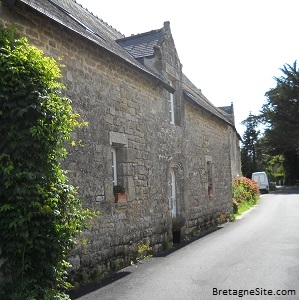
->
[1,1,237,280]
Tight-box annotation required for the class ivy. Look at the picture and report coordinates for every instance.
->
[0,25,94,299]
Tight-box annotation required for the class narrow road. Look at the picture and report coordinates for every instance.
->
[70,187,299,300]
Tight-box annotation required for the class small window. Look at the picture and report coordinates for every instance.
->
[207,162,213,195]
[168,81,175,124]
[206,156,214,196]
[169,91,175,124]
[169,168,177,217]
[111,147,117,185]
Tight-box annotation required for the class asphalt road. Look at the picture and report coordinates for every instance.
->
[69,187,299,300]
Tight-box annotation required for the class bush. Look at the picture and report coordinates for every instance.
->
[0,25,93,299]
[232,177,259,215]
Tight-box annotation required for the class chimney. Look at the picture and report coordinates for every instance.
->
[164,21,170,31]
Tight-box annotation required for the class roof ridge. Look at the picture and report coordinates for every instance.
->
[73,0,124,38]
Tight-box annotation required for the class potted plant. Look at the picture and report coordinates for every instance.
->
[172,215,186,244]
[113,184,127,203]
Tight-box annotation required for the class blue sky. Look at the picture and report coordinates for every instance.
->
[75,0,299,137]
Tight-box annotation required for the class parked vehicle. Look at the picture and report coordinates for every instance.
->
[252,172,270,194]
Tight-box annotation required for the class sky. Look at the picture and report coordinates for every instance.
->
[75,0,299,136]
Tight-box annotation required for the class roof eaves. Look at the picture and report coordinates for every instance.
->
[183,89,232,125]
[47,0,107,42]
[17,0,174,92]
[183,89,241,139]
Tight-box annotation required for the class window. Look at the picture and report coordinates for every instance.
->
[168,81,175,124]
[207,162,213,195]
[169,168,177,217]
[206,156,214,196]
[169,91,175,124]
[110,131,128,188]
[111,147,117,185]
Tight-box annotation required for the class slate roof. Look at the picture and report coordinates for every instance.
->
[12,0,238,132]
[116,30,163,59]
[218,105,233,115]
[18,0,172,90]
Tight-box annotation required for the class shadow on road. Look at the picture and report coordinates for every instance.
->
[67,185,299,299]
[68,271,131,299]
[272,186,299,195]
[68,226,223,299]
[155,225,223,257]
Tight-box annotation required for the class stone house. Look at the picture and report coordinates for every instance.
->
[0,0,241,279]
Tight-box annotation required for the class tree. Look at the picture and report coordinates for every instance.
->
[240,112,263,178]
[261,61,299,152]
[260,61,299,183]
[0,25,92,299]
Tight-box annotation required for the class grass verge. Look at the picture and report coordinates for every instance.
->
[232,198,259,219]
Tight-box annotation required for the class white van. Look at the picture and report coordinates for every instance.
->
[252,172,269,194]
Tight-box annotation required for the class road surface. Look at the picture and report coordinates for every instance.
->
[69,187,299,300]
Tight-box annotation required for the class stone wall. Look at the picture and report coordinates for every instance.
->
[1,0,237,281]
[183,101,233,232]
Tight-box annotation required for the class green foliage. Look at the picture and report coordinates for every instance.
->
[263,154,284,184]
[0,25,93,299]
[111,259,121,271]
[234,199,256,216]
[136,241,153,262]
[262,61,299,152]
[283,150,299,184]
[232,177,259,216]
[163,239,173,251]
[240,113,263,178]
[260,61,299,183]
[241,61,299,184]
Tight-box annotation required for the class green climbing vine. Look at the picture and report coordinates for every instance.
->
[0,25,93,299]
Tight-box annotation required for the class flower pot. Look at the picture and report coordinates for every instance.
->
[114,193,127,203]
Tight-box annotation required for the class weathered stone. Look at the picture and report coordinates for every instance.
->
[0,1,241,281]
